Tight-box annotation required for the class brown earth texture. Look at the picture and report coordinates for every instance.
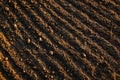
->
[0,0,120,80]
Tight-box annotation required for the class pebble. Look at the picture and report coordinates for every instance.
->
[33,66,37,69]
[5,7,9,11]
[45,75,48,78]
[67,70,69,72]
[27,38,31,44]
[14,23,17,28]
[51,75,53,79]
[39,37,43,41]
[20,58,23,61]
[43,67,46,71]
[52,71,55,74]
[23,70,26,73]
[49,51,54,55]
[81,53,86,58]
[5,57,8,61]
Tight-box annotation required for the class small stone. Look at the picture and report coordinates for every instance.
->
[45,75,47,78]
[27,38,31,44]
[46,70,49,73]
[67,70,69,72]
[43,67,46,71]
[14,23,17,28]
[5,57,8,61]
[49,51,54,55]
[33,66,37,69]
[81,53,86,58]
[52,71,55,74]
[39,37,43,41]
[5,7,9,11]
[23,70,25,73]
[44,49,46,51]
[51,75,53,79]
[20,58,23,61]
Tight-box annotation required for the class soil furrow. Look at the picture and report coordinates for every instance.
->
[57,0,119,43]
[44,0,120,62]
[0,0,120,80]
[5,0,81,79]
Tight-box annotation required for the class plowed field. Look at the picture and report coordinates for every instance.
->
[0,0,120,80]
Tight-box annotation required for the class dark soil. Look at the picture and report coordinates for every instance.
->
[0,0,120,80]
